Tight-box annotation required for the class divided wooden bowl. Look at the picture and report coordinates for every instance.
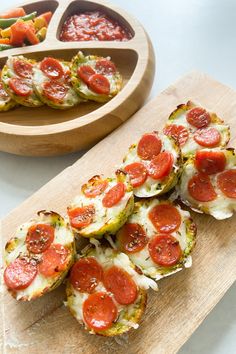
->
[0,0,155,156]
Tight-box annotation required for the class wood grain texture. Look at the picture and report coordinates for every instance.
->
[0,0,155,156]
[1,71,236,354]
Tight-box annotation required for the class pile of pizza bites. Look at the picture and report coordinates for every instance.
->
[4,100,236,337]
[0,51,122,111]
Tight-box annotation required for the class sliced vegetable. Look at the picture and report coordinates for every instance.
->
[36,27,47,42]
[0,11,37,29]
[0,7,26,19]
[0,38,10,44]
[10,20,28,45]
[39,11,52,25]
[34,16,47,30]
[26,28,40,45]
[0,44,13,51]
[1,27,11,38]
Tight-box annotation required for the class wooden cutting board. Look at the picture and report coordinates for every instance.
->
[1,71,236,354]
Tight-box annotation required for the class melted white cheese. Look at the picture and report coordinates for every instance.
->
[122,134,180,197]
[178,149,236,219]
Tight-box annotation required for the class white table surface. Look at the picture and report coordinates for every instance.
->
[0,0,235,353]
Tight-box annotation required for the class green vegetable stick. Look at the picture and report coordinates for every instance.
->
[0,11,37,29]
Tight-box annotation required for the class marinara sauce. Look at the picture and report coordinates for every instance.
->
[60,11,132,42]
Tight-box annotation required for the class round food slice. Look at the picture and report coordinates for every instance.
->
[121,131,181,198]
[70,51,123,103]
[4,211,75,301]
[116,199,196,281]
[178,147,236,219]
[0,75,17,112]
[33,57,80,109]
[163,101,230,158]
[1,56,43,107]
[67,170,134,238]
[66,241,157,336]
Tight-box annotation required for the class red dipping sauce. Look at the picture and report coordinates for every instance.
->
[60,11,132,42]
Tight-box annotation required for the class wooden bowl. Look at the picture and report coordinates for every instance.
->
[0,0,155,156]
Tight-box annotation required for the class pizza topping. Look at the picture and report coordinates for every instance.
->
[13,59,33,78]
[0,82,9,100]
[137,133,162,160]
[148,234,182,267]
[102,182,125,208]
[95,59,116,75]
[163,124,189,146]
[217,169,236,198]
[124,162,147,187]
[148,204,181,233]
[39,244,69,277]
[9,78,32,96]
[147,151,173,180]
[77,65,95,84]
[43,81,68,103]
[68,205,95,229]
[186,107,211,128]
[83,292,118,331]
[88,74,110,95]
[117,223,148,253]
[194,127,221,147]
[26,223,54,254]
[70,257,103,293]
[188,173,217,202]
[195,150,226,175]
[40,57,64,80]
[103,266,138,305]
[4,257,38,290]
[82,177,108,198]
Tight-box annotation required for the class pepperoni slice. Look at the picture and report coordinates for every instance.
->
[117,223,148,253]
[9,78,32,96]
[102,182,125,208]
[77,65,95,84]
[137,133,162,160]
[148,204,181,233]
[147,151,173,180]
[163,124,189,146]
[103,266,138,305]
[88,74,110,95]
[188,173,217,202]
[67,205,95,229]
[95,59,117,75]
[194,127,221,147]
[83,292,118,331]
[4,257,37,290]
[148,234,182,267]
[124,162,147,187]
[13,59,33,78]
[40,57,64,80]
[82,177,108,198]
[43,81,68,103]
[195,150,226,175]
[38,244,69,277]
[70,257,103,293]
[186,107,211,128]
[26,223,54,254]
[217,169,236,198]
[0,83,9,100]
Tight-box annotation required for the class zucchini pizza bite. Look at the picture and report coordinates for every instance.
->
[4,211,75,301]
[121,131,181,198]
[1,55,43,107]
[66,241,157,336]
[163,101,230,158]
[0,73,17,111]
[116,199,196,281]
[33,57,80,109]
[71,51,122,103]
[178,148,236,219]
[67,170,134,238]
